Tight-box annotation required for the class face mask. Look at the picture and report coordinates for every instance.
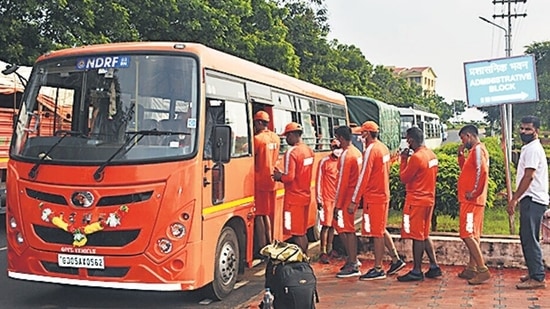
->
[464,141,473,150]
[332,149,343,158]
[520,133,535,144]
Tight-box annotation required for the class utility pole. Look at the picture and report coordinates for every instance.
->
[492,0,527,58]
[489,0,527,234]
[492,0,527,139]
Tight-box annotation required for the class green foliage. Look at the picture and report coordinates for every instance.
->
[433,153,460,218]
[1,0,461,117]
[389,162,405,211]
[480,136,513,193]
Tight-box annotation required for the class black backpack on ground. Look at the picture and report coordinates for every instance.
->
[263,260,319,309]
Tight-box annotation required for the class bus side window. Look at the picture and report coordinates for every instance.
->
[204,100,225,159]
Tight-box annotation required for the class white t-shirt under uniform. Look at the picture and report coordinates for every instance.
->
[517,139,549,205]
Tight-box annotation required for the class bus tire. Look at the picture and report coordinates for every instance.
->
[207,226,239,300]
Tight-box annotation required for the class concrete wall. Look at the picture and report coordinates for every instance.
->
[347,234,550,269]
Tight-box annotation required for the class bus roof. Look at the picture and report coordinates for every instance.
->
[398,107,440,119]
[36,42,346,105]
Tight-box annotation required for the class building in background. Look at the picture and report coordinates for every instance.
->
[389,66,437,96]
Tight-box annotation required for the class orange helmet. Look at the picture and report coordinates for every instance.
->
[254,111,270,122]
[282,122,303,135]
[361,121,379,133]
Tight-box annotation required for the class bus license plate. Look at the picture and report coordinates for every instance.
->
[58,254,105,269]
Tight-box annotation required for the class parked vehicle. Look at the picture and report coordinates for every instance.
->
[5,42,348,300]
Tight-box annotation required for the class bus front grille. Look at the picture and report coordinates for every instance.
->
[33,225,140,247]
[41,261,79,275]
[87,267,130,278]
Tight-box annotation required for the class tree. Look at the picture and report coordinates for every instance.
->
[0,0,140,64]
[524,41,550,128]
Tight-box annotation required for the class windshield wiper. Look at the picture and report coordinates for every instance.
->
[28,130,85,179]
[93,129,189,182]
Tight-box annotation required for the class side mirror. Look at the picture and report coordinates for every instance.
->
[212,125,232,163]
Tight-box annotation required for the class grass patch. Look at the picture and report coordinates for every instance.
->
[387,206,516,235]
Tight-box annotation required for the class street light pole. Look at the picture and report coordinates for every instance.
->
[478,16,510,57]
[478,15,514,234]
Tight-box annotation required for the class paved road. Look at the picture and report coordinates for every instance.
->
[0,217,266,309]
[443,129,460,145]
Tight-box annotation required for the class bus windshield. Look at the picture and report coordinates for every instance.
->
[400,115,414,138]
[11,54,198,164]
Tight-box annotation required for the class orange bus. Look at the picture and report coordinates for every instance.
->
[5,42,347,299]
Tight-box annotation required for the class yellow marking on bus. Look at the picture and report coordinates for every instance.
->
[204,181,318,213]
[202,196,255,215]
[0,158,9,163]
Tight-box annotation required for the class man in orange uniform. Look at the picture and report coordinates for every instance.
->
[397,127,442,282]
[273,122,314,254]
[456,124,491,285]
[316,139,342,264]
[332,126,363,278]
[352,121,405,281]
[253,111,280,255]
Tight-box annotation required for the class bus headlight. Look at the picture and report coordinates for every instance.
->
[16,232,24,244]
[9,216,17,229]
[157,238,173,254]
[170,223,186,238]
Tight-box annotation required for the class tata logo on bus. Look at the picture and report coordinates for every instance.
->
[76,56,131,70]
[71,191,94,208]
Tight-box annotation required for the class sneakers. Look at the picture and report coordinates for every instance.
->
[359,267,387,281]
[425,266,442,279]
[397,270,424,282]
[468,270,491,285]
[520,274,529,282]
[328,249,341,259]
[339,259,362,271]
[516,279,547,290]
[387,259,406,275]
[458,267,477,280]
[336,265,361,278]
[319,253,330,264]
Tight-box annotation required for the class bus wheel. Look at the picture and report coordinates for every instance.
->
[207,226,239,300]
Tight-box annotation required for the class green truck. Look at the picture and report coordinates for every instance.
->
[346,95,401,153]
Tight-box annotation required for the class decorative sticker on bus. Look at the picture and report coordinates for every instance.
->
[76,56,131,70]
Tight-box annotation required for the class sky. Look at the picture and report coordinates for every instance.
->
[324,0,550,121]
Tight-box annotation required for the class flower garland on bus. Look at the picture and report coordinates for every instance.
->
[39,203,129,247]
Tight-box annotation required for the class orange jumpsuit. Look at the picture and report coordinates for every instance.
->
[457,142,489,238]
[316,155,339,227]
[333,145,362,233]
[352,140,391,237]
[399,146,438,240]
[254,129,280,216]
[281,142,315,235]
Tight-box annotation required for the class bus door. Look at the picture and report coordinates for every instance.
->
[202,98,255,259]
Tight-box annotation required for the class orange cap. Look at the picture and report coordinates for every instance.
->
[282,122,303,135]
[254,111,270,122]
[361,121,379,133]
[351,126,362,134]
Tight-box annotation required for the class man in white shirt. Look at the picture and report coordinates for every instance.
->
[507,115,549,290]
